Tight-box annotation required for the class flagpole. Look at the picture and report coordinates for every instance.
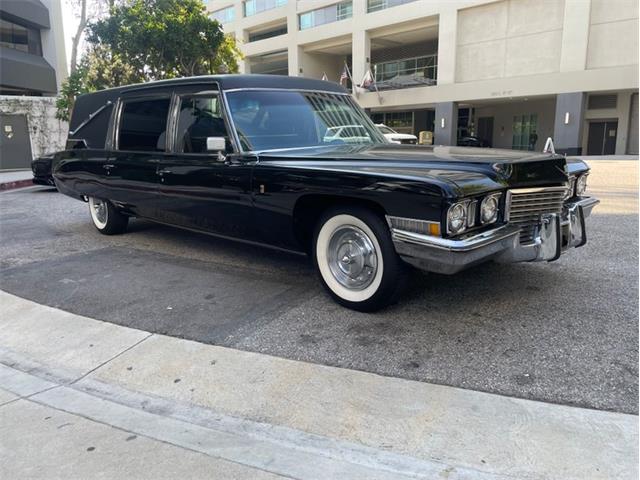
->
[370,67,383,105]
[344,61,355,96]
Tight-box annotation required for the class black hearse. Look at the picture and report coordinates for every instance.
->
[53,75,598,311]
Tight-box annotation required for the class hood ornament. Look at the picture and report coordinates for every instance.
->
[543,137,556,154]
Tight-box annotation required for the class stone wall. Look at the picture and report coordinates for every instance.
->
[0,95,68,160]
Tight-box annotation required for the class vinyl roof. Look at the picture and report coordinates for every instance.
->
[84,74,349,97]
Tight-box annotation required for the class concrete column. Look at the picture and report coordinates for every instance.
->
[434,102,458,146]
[553,92,586,155]
[352,29,371,88]
[437,8,457,85]
[615,91,633,154]
[286,2,301,76]
[288,45,302,76]
[237,30,250,74]
[559,0,591,72]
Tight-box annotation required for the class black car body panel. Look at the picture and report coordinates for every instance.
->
[53,75,592,257]
[31,153,56,186]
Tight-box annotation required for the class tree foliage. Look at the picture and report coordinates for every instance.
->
[57,0,242,121]
[88,0,239,79]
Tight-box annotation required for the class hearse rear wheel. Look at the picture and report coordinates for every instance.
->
[313,206,406,312]
[88,197,128,235]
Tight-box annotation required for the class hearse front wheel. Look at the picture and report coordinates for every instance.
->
[88,197,128,235]
[313,207,405,312]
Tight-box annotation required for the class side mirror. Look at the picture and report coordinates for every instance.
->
[206,136,227,152]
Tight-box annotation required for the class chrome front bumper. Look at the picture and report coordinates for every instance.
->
[390,196,599,275]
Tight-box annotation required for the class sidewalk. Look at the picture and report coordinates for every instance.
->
[0,169,33,191]
[0,290,637,479]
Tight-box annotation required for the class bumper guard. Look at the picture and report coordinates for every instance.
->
[390,196,599,275]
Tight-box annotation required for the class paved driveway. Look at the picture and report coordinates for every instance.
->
[0,160,637,414]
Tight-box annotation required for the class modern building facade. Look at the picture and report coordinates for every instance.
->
[0,0,68,169]
[206,0,639,155]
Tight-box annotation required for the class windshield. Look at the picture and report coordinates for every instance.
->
[225,90,385,151]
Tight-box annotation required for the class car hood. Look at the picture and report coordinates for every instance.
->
[256,144,581,197]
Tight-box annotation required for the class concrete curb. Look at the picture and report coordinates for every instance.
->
[0,290,638,480]
[0,178,33,191]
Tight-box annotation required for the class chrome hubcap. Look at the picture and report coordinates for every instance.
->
[327,226,378,290]
[91,198,107,224]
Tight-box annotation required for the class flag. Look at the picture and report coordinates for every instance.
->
[339,64,349,86]
[321,72,328,81]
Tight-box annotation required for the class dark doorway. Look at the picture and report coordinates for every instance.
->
[477,116,494,147]
[587,120,618,155]
[0,114,32,169]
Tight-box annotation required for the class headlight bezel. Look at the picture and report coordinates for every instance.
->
[446,192,502,236]
[480,193,501,225]
[575,174,588,196]
[446,202,468,235]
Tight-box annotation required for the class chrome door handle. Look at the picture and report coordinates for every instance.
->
[158,168,172,175]
[103,164,115,170]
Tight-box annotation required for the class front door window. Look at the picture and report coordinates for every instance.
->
[175,95,229,154]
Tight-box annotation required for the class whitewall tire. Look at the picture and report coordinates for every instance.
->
[313,207,406,312]
[88,197,128,235]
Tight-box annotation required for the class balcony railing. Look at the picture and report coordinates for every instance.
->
[371,54,437,90]
[367,0,418,13]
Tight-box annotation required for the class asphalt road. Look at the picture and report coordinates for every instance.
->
[0,160,637,414]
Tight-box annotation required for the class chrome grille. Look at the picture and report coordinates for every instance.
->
[507,186,567,244]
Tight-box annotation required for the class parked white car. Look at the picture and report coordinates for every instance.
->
[376,124,418,144]
[323,125,372,144]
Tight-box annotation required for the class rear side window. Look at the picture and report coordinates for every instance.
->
[118,98,171,152]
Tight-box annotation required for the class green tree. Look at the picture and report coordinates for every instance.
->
[88,0,241,79]
[55,64,88,122]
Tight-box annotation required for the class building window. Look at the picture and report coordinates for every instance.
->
[337,2,352,20]
[512,114,538,151]
[118,98,171,152]
[299,1,353,30]
[210,6,235,24]
[367,0,418,13]
[0,18,42,55]
[248,25,288,42]
[244,0,287,17]
[373,54,437,83]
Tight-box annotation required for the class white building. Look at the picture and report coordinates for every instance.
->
[206,0,639,155]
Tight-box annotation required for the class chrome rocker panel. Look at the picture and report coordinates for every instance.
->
[390,196,599,275]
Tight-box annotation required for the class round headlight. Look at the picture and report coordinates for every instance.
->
[480,195,499,224]
[575,174,588,196]
[447,203,467,234]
